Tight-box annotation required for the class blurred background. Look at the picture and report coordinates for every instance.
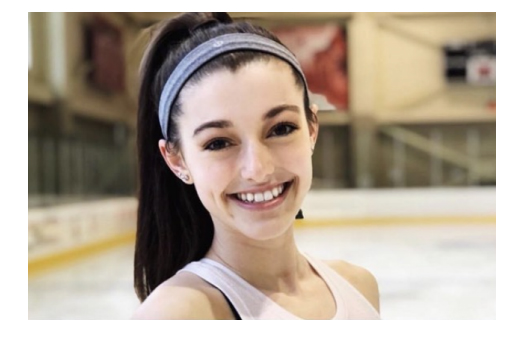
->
[28,12,496,319]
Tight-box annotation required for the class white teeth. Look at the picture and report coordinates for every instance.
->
[236,183,286,203]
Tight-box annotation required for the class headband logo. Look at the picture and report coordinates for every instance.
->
[213,40,224,47]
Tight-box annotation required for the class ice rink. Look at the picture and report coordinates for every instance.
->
[28,187,496,320]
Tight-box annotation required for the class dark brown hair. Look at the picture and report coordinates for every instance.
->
[134,12,317,302]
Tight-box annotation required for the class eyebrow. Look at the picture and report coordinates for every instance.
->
[263,104,300,120]
[193,120,233,137]
[193,104,300,137]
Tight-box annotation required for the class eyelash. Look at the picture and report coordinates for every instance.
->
[203,122,299,151]
[270,122,299,137]
[204,138,230,151]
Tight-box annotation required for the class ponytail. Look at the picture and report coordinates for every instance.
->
[134,13,224,302]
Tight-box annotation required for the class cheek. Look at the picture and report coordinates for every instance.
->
[278,141,313,176]
[188,155,235,202]
[184,145,235,181]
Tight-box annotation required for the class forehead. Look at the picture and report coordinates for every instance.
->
[178,59,303,121]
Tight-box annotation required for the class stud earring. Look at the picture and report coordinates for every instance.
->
[177,172,190,183]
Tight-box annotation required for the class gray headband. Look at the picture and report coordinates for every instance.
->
[158,33,309,139]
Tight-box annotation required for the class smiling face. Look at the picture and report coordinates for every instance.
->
[160,58,318,241]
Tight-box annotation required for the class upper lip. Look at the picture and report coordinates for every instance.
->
[229,181,289,195]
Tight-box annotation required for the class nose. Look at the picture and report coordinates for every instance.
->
[240,141,275,183]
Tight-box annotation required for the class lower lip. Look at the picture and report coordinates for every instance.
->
[228,181,293,211]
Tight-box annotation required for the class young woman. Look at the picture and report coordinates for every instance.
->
[132,12,380,320]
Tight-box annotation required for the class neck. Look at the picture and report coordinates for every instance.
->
[205,225,310,294]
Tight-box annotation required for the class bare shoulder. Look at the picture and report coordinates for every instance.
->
[325,260,380,313]
[131,271,233,320]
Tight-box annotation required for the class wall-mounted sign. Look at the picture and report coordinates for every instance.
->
[444,39,495,86]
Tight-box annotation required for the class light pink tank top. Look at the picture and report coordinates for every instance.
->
[178,254,381,320]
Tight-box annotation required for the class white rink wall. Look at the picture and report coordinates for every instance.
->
[28,198,137,260]
[301,187,495,219]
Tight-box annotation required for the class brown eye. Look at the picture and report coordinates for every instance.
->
[204,138,231,151]
[269,122,298,137]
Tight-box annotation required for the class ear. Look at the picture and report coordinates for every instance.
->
[309,103,319,150]
[158,139,193,184]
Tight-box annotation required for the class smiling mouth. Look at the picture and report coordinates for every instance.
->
[229,180,293,204]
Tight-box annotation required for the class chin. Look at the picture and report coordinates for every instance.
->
[239,215,296,241]
[237,190,304,241]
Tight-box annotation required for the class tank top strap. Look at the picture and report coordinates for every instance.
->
[302,253,381,319]
[179,258,297,319]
